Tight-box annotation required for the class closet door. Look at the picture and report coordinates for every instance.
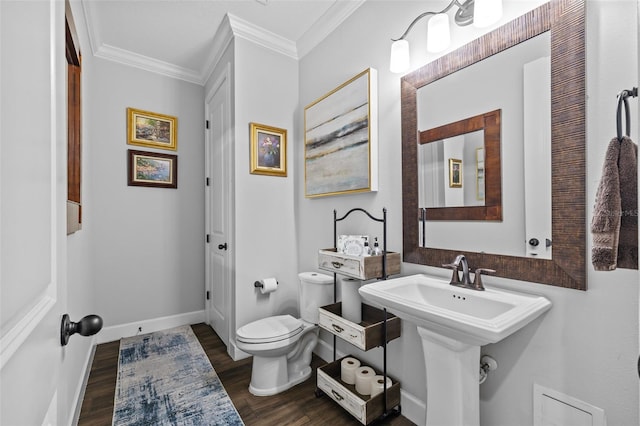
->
[205,68,232,348]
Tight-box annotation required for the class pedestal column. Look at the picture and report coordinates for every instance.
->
[417,326,481,426]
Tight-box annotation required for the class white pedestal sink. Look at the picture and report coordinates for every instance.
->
[359,274,551,426]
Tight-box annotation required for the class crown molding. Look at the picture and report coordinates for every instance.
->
[200,14,235,85]
[80,0,101,57]
[297,0,366,59]
[226,13,298,60]
[80,0,366,86]
[95,44,203,85]
[81,0,204,84]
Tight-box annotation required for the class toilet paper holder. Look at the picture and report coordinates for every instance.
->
[254,280,278,288]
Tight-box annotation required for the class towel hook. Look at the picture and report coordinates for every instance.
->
[617,87,638,142]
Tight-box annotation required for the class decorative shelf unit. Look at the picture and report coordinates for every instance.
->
[315,208,402,424]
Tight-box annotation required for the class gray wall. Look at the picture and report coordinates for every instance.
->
[297,1,638,425]
[231,37,300,335]
[84,56,205,326]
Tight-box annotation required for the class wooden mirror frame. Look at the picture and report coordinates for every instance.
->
[419,109,502,221]
[401,0,586,290]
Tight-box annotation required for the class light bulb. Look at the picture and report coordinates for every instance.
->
[390,39,410,73]
[473,0,503,28]
[427,13,451,53]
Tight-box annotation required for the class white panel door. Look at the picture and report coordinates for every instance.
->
[0,1,68,425]
[523,56,552,259]
[205,68,232,348]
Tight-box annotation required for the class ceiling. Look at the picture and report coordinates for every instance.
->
[77,0,365,85]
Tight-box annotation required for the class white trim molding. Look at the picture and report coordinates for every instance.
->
[297,0,366,58]
[79,0,366,86]
[227,13,297,60]
[201,14,235,86]
[0,296,56,370]
[96,310,206,344]
[94,43,203,85]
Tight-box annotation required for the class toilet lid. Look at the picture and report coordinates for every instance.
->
[236,315,304,344]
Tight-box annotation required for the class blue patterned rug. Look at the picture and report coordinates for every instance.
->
[112,325,244,426]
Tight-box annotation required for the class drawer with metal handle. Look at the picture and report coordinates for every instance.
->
[317,248,401,280]
[317,368,365,422]
[319,309,365,349]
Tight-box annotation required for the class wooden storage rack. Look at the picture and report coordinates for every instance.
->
[315,208,402,424]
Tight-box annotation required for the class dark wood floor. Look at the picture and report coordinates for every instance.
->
[78,323,415,426]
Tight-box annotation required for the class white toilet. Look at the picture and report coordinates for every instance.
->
[236,271,333,396]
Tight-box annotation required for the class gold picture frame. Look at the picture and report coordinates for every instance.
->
[303,68,378,197]
[449,158,462,188]
[127,149,178,189]
[127,107,177,151]
[250,122,287,177]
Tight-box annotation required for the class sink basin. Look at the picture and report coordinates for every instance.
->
[359,273,551,426]
[358,273,551,346]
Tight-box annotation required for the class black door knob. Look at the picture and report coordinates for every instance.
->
[218,243,228,250]
[528,238,540,247]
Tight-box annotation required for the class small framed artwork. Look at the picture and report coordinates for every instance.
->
[127,107,177,151]
[250,122,287,177]
[127,149,178,189]
[449,158,462,188]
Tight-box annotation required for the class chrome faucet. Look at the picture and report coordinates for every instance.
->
[442,254,495,291]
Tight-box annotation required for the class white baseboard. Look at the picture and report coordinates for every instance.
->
[97,310,206,344]
[70,338,97,426]
[228,340,251,361]
[399,389,426,426]
[314,335,347,362]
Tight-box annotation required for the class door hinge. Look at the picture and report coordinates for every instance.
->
[206,177,210,186]
[205,120,210,129]
[206,234,210,243]
[206,291,210,300]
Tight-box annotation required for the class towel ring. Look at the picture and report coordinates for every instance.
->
[617,87,638,142]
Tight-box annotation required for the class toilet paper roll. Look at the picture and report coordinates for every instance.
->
[370,375,393,397]
[340,357,361,385]
[355,366,375,395]
[259,278,278,294]
[339,276,362,324]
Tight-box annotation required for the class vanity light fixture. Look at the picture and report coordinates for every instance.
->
[389,0,503,73]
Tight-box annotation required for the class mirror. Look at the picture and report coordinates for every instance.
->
[417,32,552,258]
[418,109,502,220]
[419,130,486,209]
[401,0,586,290]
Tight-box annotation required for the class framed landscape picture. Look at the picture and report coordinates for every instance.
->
[304,68,378,197]
[127,108,177,151]
[127,150,178,189]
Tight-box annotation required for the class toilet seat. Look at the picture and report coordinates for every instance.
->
[236,315,303,344]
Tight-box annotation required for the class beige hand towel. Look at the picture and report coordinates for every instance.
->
[591,136,638,270]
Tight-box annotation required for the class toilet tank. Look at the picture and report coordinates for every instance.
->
[298,272,333,323]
